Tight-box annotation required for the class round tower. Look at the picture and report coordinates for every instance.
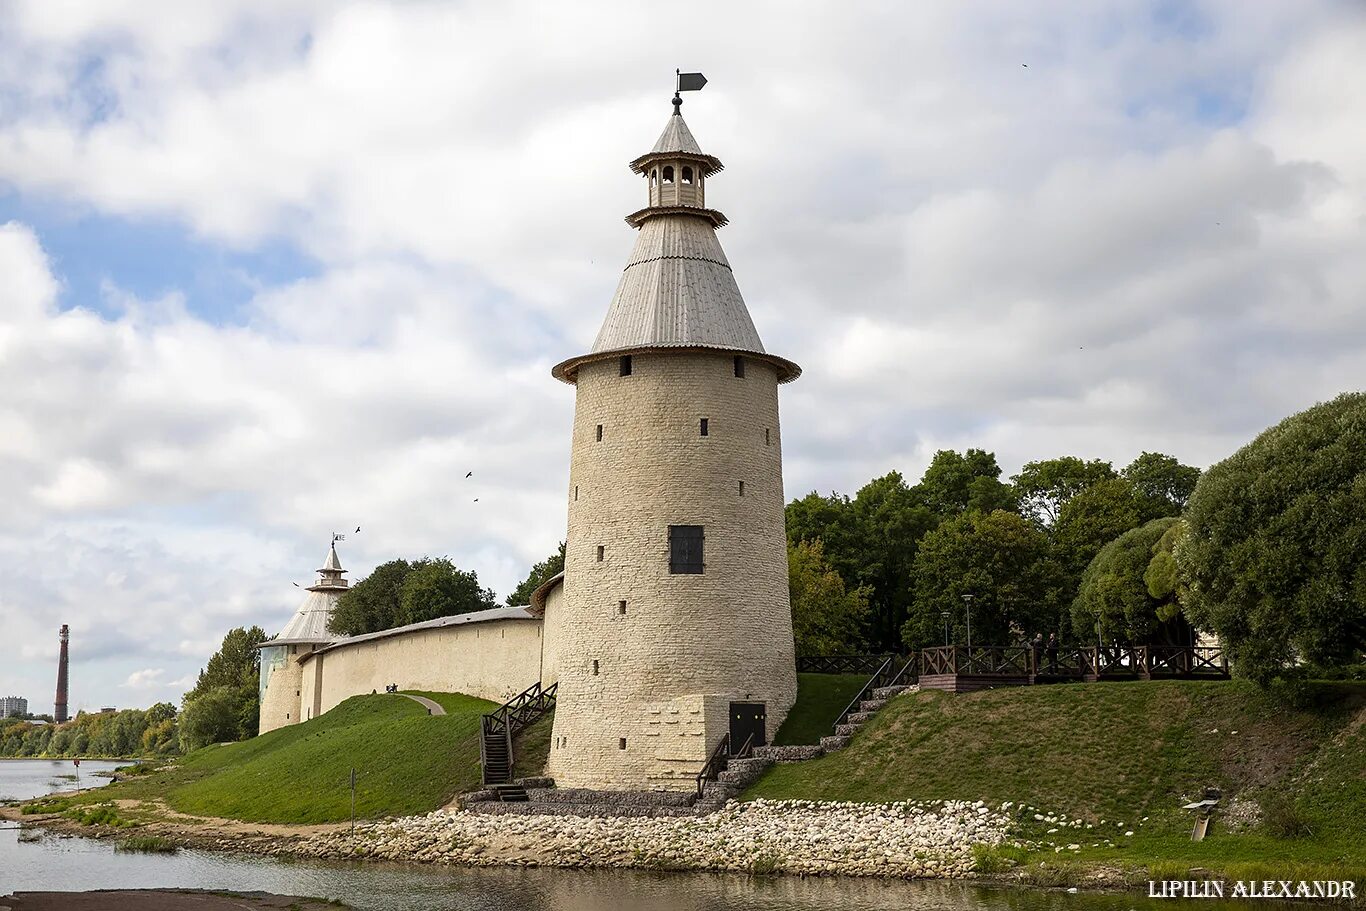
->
[258,541,348,734]
[546,89,800,791]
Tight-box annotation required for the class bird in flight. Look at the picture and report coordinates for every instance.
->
[473,498,480,503]
[292,582,300,587]
[465,471,473,478]
[355,526,361,533]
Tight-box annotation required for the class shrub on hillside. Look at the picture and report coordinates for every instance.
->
[1180,393,1366,683]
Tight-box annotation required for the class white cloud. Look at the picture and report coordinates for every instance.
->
[0,1,1364,704]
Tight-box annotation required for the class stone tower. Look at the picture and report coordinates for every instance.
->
[546,91,800,791]
[258,542,347,734]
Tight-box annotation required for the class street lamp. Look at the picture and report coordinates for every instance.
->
[961,594,975,652]
[940,609,951,647]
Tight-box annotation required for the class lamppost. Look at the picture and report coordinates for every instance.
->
[940,609,951,647]
[962,594,974,652]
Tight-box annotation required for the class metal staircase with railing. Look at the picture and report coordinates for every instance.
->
[479,680,557,790]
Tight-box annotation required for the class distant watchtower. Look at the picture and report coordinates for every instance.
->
[547,81,800,790]
[258,542,348,734]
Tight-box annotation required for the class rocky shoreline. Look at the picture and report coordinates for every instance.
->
[6,797,1010,880]
[292,798,1008,878]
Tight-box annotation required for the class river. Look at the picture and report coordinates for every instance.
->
[0,760,1292,911]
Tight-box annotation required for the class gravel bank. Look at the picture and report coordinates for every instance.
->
[294,798,1009,878]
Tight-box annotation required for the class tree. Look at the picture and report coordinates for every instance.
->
[1179,393,1366,683]
[186,626,266,701]
[901,510,1063,650]
[913,449,1017,516]
[398,557,497,626]
[847,472,939,651]
[181,627,265,747]
[179,686,243,752]
[786,475,937,652]
[1012,457,1117,526]
[506,542,566,606]
[788,539,871,656]
[329,559,412,636]
[1052,477,1145,583]
[1070,517,1187,645]
[1122,452,1201,518]
[331,557,498,635]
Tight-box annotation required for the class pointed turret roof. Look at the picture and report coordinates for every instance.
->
[554,105,800,384]
[268,543,348,646]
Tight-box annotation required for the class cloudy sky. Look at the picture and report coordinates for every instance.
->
[1,1,1363,712]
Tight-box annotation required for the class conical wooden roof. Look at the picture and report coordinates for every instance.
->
[554,111,799,383]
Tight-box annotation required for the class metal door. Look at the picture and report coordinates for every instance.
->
[728,702,766,752]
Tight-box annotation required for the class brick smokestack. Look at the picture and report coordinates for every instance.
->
[54,624,69,724]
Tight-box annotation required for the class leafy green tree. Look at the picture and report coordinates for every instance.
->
[331,557,497,635]
[1013,457,1117,526]
[181,626,265,746]
[847,472,939,651]
[1052,477,1145,582]
[1144,519,1188,607]
[901,510,1063,650]
[913,449,1017,516]
[507,542,566,606]
[1071,517,1186,645]
[1180,393,1366,683]
[398,557,497,626]
[1122,452,1201,518]
[329,559,411,636]
[788,539,871,656]
[186,626,266,700]
[785,490,859,577]
[179,686,244,752]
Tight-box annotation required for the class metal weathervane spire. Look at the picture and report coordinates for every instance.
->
[672,69,707,113]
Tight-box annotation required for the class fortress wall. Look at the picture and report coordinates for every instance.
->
[538,581,565,687]
[300,618,545,717]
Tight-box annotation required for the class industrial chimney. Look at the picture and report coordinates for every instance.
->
[54,624,69,724]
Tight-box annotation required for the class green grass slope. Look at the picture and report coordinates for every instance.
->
[773,674,869,745]
[51,691,528,825]
[748,680,1366,834]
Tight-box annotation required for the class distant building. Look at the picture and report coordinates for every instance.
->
[99,707,116,714]
[1,696,27,718]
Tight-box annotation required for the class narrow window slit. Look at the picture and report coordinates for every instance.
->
[596,545,605,562]
[734,356,745,377]
[596,424,603,442]
[700,418,709,437]
[619,355,632,376]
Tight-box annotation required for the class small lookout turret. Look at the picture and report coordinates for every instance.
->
[257,540,348,734]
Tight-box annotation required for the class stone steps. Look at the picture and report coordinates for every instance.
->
[872,684,915,699]
[846,711,876,724]
[819,734,851,752]
[752,744,823,762]
[857,698,888,713]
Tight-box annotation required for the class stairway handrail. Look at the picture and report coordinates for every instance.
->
[832,653,896,734]
[695,733,731,797]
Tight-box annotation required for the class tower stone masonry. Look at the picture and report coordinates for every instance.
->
[546,96,800,790]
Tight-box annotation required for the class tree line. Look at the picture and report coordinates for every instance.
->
[788,393,1366,685]
[0,703,178,759]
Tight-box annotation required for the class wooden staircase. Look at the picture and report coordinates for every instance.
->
[479,681,557,786]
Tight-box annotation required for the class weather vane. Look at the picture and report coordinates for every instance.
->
[673,69,707,113]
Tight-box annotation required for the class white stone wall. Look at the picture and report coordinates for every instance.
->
[298,618,545,717]
[546,351,797,790]
[259,656,305,734]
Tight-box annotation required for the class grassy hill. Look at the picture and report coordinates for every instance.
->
[748,679,1366,879]
[36,691,551,825]
[772,673,869,745]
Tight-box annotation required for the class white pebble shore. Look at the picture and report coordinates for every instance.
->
[295,798,1010,878]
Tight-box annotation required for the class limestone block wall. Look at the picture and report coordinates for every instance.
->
[259,656,304,735]
[546,351,797,790]
[298,617,545,718]
[538,581,565,687]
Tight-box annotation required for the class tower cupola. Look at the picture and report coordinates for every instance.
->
[552,89,800,385]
